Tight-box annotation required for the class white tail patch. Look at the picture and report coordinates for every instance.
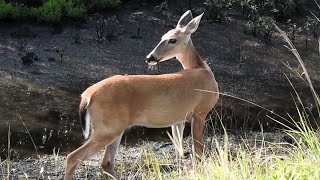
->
[83,95,91,139]
[84,109,91,139]
[81,92,91,108]
[85,97,91,109]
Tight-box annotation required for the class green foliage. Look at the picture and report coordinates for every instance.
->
[29,7,39,18]
[37,0,87,22]
[0,0,120,23]
[0,1,32,19]
[0,0,14,18]
[64,0,86,18]
[37,0,63,22]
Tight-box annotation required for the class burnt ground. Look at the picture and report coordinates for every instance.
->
[0,0,320,172]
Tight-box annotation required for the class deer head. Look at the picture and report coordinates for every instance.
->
[146,10,204,65]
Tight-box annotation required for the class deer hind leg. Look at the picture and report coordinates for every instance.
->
[191,112,207,160]
[171,122,185,161]
[101,132,124,177]
[64,134,119,180]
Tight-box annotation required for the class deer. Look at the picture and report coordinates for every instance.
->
[64,10,219,180]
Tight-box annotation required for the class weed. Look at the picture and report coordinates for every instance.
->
[73,27,81,44]
[154,0,168,13]
[305,16,319,38]
[95,15,122,42]
[204,0,234,21]
[243,16,274,44]
[288,23,302,44]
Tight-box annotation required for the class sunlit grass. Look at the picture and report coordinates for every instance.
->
[132,129,319,180]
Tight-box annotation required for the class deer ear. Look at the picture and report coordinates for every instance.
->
[184,13,204,34]
[176,10,193,29]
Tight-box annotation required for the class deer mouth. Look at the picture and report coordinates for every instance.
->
[148,61,158,66]
[146,55,162,66]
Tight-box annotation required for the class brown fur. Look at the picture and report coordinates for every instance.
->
[84,69,217,130]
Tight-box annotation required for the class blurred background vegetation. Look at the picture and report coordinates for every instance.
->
[0,0,307,23]
[0,0,317,45]
[0,0,121,22]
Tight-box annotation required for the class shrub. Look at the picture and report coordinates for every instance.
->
[0,0,120,23]
[271,0,297,21]
[0,1,31,20]
[304,16,319,38]
[64,0,86,18]
[35,0,87,22]
[239,0,259,20]
[37,0,63,23]
[204,0,304,21]
[11,5,29,19]
[0,0,14,18]
[243,16,274,44]
[29,7,39,18]
[204,0,234,21]
[256,16,274,44]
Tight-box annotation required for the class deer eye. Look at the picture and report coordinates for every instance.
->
[168,39,177,44]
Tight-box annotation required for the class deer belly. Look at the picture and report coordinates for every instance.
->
[133,110,191,128]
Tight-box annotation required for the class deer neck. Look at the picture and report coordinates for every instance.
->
[176,40,208,70]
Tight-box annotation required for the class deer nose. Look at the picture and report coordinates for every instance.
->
[146,55,158,64]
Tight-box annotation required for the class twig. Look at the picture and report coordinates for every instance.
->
[18,114,39,158]
[6,125,10,180]
[314,0,320,11]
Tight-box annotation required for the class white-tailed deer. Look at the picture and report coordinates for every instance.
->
[65,10,219,180]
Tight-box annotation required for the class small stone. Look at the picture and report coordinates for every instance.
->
[48,57,56,62]
[21,52,39,65]
[21,56,33,65]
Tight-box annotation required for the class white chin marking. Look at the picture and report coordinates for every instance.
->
[148,61,158,66]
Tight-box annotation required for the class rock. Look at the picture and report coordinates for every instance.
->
[21,52,39,65]
[48,57,56,62]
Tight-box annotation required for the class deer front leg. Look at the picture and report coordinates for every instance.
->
[101,132,124,178]
[171,122,185,161]
[191,113,207,160]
